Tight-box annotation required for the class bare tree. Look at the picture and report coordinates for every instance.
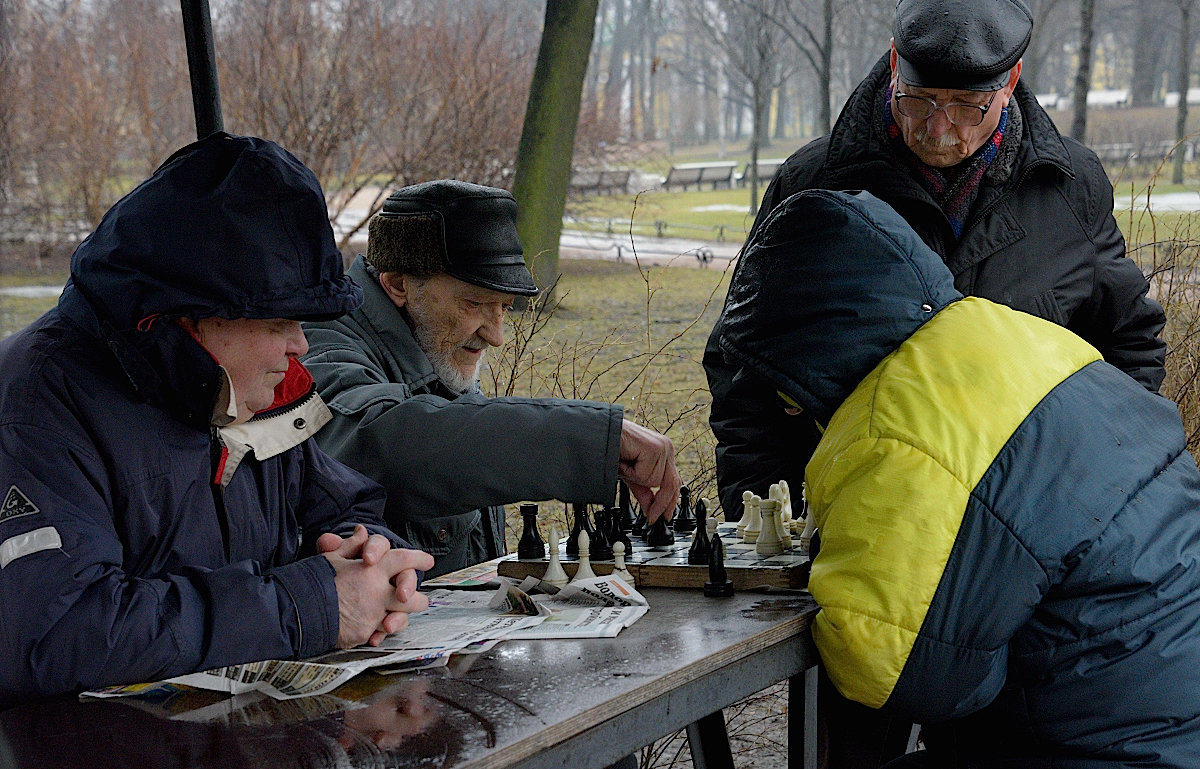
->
[512,0,600,298]
[1070,0,1097,142]
[688,0,793,214]
[1130,0,1170,105]
[0,0,11,204]
[763,0,835,134]
[1173,0,1197,184]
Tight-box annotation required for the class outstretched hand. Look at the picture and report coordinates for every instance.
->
[618,419,681,524]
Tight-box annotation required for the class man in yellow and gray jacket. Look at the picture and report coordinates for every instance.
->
[718,189,1200,767]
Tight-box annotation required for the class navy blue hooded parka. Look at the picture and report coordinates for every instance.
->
[0,134,404,702]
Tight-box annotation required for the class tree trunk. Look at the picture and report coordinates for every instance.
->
[512,0,600,302]
[1130,1,1166,106]
[1070,0,1096,143]
[749,81,762,216]
[773,82,788,140]
[818,0,832,134]
[1175,2,1192,185]
[601,0,627,137]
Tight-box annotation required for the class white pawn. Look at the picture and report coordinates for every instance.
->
[743,494,763,544]
[756,499,784,557]
[612,541,635,586]
[541,524,569,588]
[572,529,596,582]
[737,491,753,537]
[706,516,719,541]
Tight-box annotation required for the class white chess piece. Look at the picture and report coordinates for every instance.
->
[737,490,752,537]
[756,499,784,557]
[611,541,635,586]
[572,529,596,582]
[541,524,569,588]
[768,483,793,550]
[743,494,763,544]
[800,483,817,553]
[706,516,719,541]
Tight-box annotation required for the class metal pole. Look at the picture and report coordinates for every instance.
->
[180,0,223,138]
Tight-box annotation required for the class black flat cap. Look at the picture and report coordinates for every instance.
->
[369,180,538,296]
[894,0,1033,91]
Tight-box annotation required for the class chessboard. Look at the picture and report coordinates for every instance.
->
[496,522,810,590]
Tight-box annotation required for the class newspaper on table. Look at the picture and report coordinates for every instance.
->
[81,575,647,701]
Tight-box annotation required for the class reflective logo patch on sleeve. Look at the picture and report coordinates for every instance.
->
[1,485,40,523]
[1,526,61,568]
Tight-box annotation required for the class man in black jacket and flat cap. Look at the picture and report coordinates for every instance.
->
[303,180,680,578]
[702,0,1167,766]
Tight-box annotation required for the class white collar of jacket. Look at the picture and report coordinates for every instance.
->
[214,389,331,487]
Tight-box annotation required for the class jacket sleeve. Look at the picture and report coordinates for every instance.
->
[302,328,623,518]
[0,422,341,700]
[1067,148,1166,392]
[292,438,403,550]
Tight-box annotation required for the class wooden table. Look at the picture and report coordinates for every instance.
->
[0,588,818,769]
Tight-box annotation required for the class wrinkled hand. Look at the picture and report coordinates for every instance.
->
[322,525,435,648]
[618,419,681,524]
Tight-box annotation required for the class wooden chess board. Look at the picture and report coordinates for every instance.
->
[496,522,810,590]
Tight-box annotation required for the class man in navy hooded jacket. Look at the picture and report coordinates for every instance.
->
[719,189,1200,767]
[0,133,433,703]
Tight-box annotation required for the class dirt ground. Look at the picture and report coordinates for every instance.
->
[642,682,789,769]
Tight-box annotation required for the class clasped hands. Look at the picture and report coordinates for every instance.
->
[318,525,434,648]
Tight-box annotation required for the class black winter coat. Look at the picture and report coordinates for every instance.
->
[704,54,1166,520]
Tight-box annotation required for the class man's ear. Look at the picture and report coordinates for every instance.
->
[378,272,410,309]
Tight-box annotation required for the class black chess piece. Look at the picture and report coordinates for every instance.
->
[517,503,545,560]
[590,508,614,560]
[645,514,675,548]
[618,481,635,533]
[694,497,708,526]
[672,484,696,534]
[607,505,633,554]
[703,532,735,597]
[567,502,595,556]
[687,522,711,565]
[631,508,648,538]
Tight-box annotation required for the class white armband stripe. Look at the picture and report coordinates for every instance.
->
[1,526,62,568]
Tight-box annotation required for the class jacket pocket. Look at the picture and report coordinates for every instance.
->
[395,510,480,558]
[1024,290,1066,326]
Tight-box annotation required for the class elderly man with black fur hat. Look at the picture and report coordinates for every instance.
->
[303,180,681,578]
[0,133,433,703]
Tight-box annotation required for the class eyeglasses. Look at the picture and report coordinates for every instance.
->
[893,89,999,127]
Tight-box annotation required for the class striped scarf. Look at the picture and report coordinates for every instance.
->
[884,85,1009,240]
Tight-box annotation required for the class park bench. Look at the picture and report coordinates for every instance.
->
[662,161,737,191]
[569,167,634,197]
[736,157,787,187]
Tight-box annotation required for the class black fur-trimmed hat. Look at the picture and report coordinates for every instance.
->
[365,180,538,296]
[893,0,1033,91]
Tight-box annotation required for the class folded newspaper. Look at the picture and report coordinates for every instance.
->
[82,575,648,701]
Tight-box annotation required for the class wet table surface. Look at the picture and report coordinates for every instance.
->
[0,588,818,769]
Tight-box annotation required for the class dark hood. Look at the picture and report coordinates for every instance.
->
[55,133,361,429]
[719,189,962,424]
[63,132,361,330]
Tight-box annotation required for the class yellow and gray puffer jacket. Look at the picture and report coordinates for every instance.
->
[719,189,1200,767]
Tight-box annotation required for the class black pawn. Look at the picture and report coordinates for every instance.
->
[646,514,675,548]
[567,502,595,556]
[618,481,635,533]
[607,505,633,554]
[517,503,545,560]
[590,508,614,561]
[703,533,735,597]
[687,523,711,565]
[673,484,696,534]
